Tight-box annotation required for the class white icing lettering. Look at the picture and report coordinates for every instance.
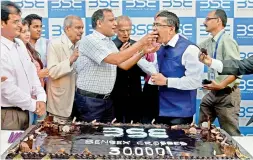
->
[126,128,147,138]
[148,129,169,138]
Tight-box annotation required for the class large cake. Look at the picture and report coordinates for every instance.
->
[2,116,252,159]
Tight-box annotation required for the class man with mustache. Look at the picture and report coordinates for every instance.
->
[75,8,159,122]
[198,9,241,136]
[199,52,253,75]
[47,15,84,123]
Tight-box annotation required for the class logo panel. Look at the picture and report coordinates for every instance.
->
[14,0,48,17]
[196,0,233,18]
[234,18,253,45]
[48,0,85,18]
[86,0,122,17]
[234,0,253,17]
[123,0,159,17]
[160,0,195,17]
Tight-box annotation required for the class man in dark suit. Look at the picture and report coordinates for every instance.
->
[199,52,253,75]
[111,16,145,123]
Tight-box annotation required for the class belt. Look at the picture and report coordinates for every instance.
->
[212,85,238,95]
[1,106,23,111]
[76,88,110,100]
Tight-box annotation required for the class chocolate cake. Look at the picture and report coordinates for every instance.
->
[2,117,252,159]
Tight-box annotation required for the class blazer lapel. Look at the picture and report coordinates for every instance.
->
[61,35,71,58]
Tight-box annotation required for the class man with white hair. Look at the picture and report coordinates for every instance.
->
[47,15,84,122]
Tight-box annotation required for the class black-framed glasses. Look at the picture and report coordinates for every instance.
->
[152,23,171,27]
[205,17,218,21]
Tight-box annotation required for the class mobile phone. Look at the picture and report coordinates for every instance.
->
[202,79,212,84]
[200,48,208,55]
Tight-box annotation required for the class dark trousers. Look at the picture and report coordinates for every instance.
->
[74,91,113,123]
[112,95,143,123]
[157,116,193,125]
[199,87,241,136]
[142,83,159,123]
[1,107,29,130]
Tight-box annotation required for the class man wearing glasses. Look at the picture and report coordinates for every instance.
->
[138,10,203,125]
[198,9,241,136]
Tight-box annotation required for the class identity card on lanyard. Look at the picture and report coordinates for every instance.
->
[209,31,225,80]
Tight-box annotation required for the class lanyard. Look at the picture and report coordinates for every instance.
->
[213,31,225,59]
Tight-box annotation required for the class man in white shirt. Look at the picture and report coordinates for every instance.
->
[47,15,84,123]
[138,10,203,125]
[1,1,46,130]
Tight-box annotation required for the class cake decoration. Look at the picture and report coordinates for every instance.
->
[2,116,252,159]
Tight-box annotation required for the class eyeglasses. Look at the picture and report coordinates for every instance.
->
[205,17,218,21]
[152,23,171,27]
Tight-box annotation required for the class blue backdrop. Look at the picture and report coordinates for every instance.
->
[13,0,253,135]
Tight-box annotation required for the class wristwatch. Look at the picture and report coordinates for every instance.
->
[165,78,168,86]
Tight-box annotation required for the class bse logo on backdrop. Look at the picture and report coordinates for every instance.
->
[86,0,122,17]
[49,18,85,38]
[160,0,196,17]
[196,0,233,18]
[130,18,153,41]
[179,18,196,43]
[239,101,253,127]
[239,75,253,100]
[41,18,49,39]
[14,0,48,17]
[85,18,93,35]
[48,0,85,18]
[234,18,253,45]
[196,18,233,44]
[239,46,253,59]
[235,0,253,17]
[123,0,159,17]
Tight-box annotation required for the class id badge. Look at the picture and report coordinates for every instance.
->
[208,69,216,80]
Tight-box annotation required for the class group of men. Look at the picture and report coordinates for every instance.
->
[2,0,251,136]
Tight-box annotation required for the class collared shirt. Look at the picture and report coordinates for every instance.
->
[35,37,48,67]
[138,34,204,90]
[198,29,241,88]
[1,36,46,112]
[76,30,119,94]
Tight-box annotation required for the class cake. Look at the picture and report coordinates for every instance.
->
[2,116,252,159]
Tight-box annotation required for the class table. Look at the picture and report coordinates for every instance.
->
[0,130,24,156]
[1,130,253,158]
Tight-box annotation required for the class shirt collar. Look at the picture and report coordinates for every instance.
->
[1,36,19,50]
[93,30,112,41]
[213,29,225,42]
[163,33,179,47]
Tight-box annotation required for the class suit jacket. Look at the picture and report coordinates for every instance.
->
[47,34,77,117]
[111,37,145,115]
[220,56,253,75]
